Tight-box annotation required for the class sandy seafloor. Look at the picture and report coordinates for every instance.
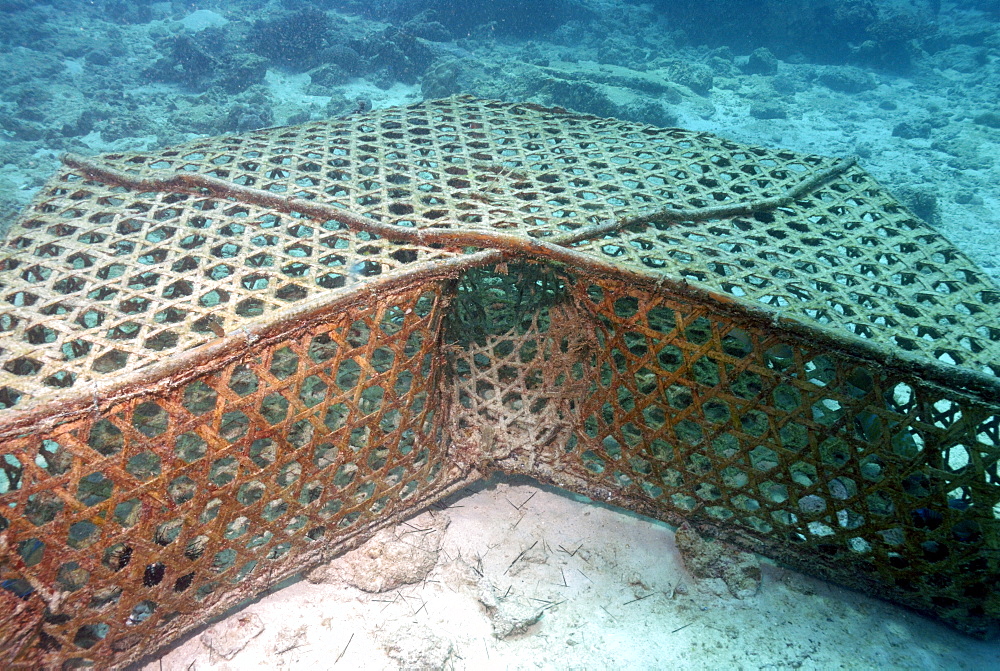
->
[1,1,999,669]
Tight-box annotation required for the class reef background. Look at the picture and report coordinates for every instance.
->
[1,1,999,668]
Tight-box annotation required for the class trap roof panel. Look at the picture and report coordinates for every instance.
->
[0,95,997,414]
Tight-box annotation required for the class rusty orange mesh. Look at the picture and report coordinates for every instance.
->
[0,96,998,666]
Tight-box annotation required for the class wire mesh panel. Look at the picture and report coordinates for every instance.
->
[0,282,466,665]
[0,96,998,665]
[447,265,1000,638]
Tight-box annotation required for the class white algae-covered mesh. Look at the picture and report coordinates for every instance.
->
[0,96,997,666]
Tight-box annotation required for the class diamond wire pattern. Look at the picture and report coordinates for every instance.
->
[0,97,999,665]
[0,177,457,410]
[0,283,451,665]
[2,96,997,414]
[82,97,1000,375]
[571,165,1000,376]
[451,270,999,637]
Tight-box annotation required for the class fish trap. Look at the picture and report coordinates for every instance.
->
[0,96,997,666]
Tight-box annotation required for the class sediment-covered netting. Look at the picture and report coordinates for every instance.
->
[448,264,1000,637]
[0,96,998,666]
[0,281,465,667]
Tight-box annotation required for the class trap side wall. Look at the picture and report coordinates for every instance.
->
[449,266,1000,639]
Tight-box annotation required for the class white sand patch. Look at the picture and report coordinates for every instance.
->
[339,80,424,111]
[180,10,228,33]
[264,71,421,124]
